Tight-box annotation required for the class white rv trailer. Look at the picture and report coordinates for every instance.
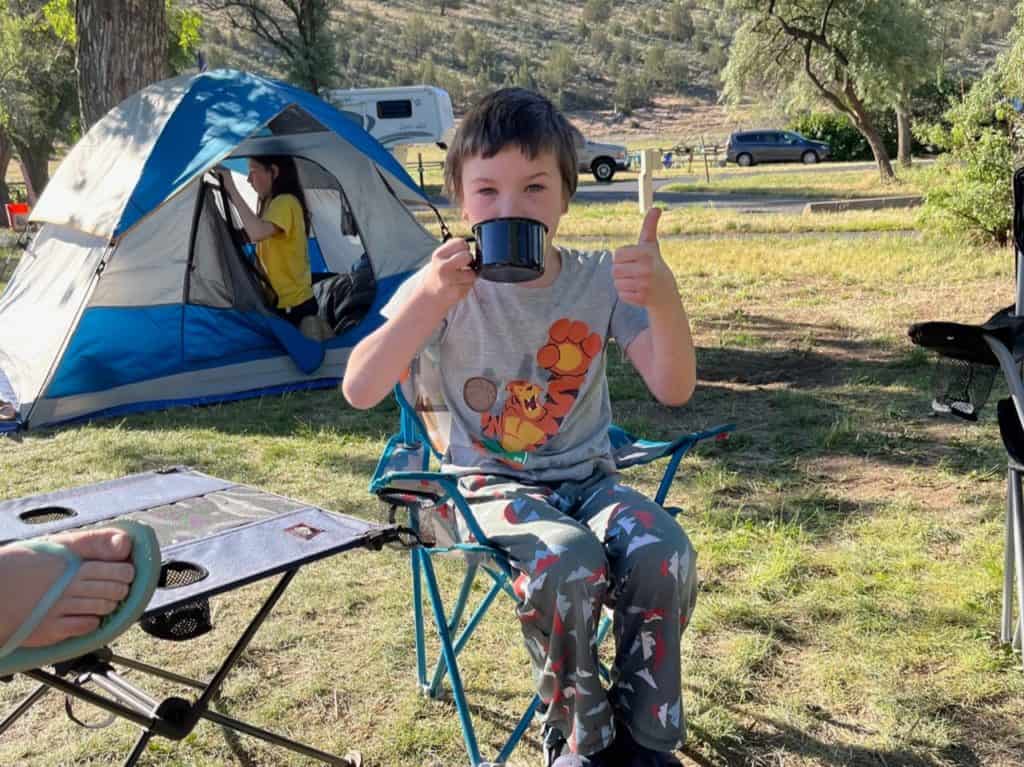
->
[324,85,455,149]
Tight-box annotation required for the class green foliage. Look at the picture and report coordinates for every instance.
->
[613,71,652,114]
[538,44,576,107]
[581,0,612,25]
[665,2,694,42]
[0,1,77,148]
[42,0,74,43]
[402,14,434,59]
[790,113,873,161]
[917,1,1024,245]
[166,2,202,74]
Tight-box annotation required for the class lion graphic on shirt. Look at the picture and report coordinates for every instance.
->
[475,318,603,464]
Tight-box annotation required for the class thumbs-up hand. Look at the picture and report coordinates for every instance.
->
[612,207,675,308]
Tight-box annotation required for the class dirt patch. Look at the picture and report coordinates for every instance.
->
[566,94,757,146]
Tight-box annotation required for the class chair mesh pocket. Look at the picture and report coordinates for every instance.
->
[930,356,996,421]
[140,599,212,641]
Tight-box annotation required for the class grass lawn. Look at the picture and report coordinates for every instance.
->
[2,202,1023,766]
[659,165,927,200]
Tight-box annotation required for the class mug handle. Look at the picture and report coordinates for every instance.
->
[441,231,481,272]
[463,235,481,272]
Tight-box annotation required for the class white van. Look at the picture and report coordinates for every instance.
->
[324,85,455,149]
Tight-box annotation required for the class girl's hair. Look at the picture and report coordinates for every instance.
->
[254,155,311,234]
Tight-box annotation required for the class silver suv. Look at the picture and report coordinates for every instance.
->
[570,126,630,183]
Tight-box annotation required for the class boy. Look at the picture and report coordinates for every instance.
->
[343,88,697,767]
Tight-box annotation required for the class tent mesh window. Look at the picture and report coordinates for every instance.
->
[931,357,997,420]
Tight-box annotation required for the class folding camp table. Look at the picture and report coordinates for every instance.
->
[0,467,401,765]
[908,167,1024,671]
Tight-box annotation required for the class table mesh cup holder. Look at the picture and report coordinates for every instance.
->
[140,561,213,641]
[930,356,996,421]
[19,506,77,524]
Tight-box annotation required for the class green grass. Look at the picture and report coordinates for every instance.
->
[2,179,1023,766]
[661,164,928,200]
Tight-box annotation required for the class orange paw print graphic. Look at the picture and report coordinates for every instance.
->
[537,319,603,377]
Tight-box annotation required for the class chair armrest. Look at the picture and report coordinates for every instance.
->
[371,469,495,550]
[610,422,735,469]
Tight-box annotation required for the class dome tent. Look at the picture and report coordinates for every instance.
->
[0,69,437,431]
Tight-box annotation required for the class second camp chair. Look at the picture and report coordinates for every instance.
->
[370,354,734,767]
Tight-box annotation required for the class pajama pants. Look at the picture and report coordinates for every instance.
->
[450,471,698,756]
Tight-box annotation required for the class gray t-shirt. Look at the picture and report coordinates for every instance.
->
[383,246,649,482]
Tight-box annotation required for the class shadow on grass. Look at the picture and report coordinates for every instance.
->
[685,704,984,767]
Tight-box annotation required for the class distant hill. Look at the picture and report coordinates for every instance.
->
[189,0,1013,144]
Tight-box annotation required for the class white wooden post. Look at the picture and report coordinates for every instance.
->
[639,148,656,214]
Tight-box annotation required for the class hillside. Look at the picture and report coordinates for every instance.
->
[189,1,1014,144]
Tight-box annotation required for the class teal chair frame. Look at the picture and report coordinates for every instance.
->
[370,387,733,766]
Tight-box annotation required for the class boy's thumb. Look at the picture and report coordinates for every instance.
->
[638,207,661,244]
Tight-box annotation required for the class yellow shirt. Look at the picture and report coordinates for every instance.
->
[256,194,314,309]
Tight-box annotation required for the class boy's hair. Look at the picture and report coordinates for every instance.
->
[443,88,578,204]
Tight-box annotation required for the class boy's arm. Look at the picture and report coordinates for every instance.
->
[342,239,478,409]
[614,208,696,407]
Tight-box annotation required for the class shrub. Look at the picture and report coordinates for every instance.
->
[788,112,899,161]
[788,112,871,161]
[916,2,1024,245]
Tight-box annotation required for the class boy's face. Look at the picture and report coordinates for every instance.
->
[460,145,568,244]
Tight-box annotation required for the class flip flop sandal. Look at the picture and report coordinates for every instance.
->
[0,520,161,676]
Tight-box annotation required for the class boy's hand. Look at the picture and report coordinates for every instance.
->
[419,238,478,310]
[612,207,677,308]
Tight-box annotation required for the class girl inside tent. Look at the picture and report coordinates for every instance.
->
[217,156,319,328]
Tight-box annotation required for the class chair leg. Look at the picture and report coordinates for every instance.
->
[1003,471,1015,645]
[429,560,480,696]
[412,549,428,691]
[496,694,543,765]
[1012,469,1024,666]
[420,553,483,766]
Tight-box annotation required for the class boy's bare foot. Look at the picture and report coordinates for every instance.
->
[0,528,136,649]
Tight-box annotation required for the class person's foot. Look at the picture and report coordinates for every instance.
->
[0,528,136,649]
[551,741,618,767]
[609,723,683,767]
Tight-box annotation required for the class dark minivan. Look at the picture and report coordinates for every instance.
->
[726,130,831,166]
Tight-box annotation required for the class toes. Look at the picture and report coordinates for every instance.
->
[23,616,101,648]
[65,576,131,602]
[58,597,121,618]
[56,528,132,562]
[78,560,135,585]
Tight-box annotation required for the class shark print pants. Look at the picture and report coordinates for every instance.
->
[452,471,698,757]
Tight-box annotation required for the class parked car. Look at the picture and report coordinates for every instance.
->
[570,125,631,182]
[725,130,831,166]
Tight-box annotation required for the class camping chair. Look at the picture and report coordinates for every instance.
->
[908,167,1024,671]
[369,360,735,767]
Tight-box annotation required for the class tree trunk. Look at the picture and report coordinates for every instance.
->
[12,139,52,205]
[847,109,895,182]
[0,129,12,227]
[76,0,168,131]
[896,102,912,168]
